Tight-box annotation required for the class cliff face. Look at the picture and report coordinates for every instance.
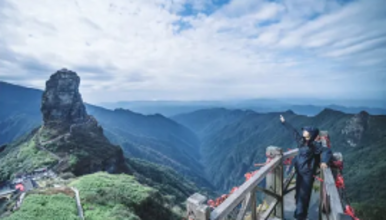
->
[41,69,87,131]
[40,69,129,175]
[341,111,370,147]
[0,69,129,180]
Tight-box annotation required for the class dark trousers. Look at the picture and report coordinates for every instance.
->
[294,168,314,220]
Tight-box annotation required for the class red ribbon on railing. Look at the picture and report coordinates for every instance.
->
[335,174,345,189]
[208,160,270,208]
[313,175,324,182]
[284,148,294,165]
[208,194,229,208]
[230,187,239,194]
[345,205,360,220]
[207,149,297,208]
[207,146,350,214]
[245,170,259,181]
[283,158,292,165]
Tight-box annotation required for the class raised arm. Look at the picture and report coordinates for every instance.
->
[280,115,303,143]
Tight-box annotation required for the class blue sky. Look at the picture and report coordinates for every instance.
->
[0,0,385,103]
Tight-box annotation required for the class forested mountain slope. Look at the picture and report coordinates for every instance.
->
[173,108,386,219]
[0,81,210,188]
[0,70,209,220]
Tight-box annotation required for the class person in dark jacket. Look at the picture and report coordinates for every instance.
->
[280,115,332,220]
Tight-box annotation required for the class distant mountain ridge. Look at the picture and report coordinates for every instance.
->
[99,99,386,116]
[173,107,375,189]
[0,80,211,189]
[0,71,211,220]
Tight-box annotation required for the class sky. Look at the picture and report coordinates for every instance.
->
[0,0,385,104]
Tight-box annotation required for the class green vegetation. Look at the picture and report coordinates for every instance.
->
[0,114,127,181]
[69,154,79,166]
[174,108,386,220]
[70,172,180,220]
[352,202,385,220]
[0,81,211,190]
[0,129,57,181]
[126,158,215,205]
[3,161,207,220]
[3,193,78,220]
[343,118,386,220]
[2,81,384,219]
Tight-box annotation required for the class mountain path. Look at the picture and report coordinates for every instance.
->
[70,187,84,220]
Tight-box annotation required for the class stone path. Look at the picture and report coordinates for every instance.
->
[71,187,84,220]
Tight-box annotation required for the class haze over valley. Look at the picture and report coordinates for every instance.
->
[0,0,385,219]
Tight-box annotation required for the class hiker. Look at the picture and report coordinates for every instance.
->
[280,115,332,220]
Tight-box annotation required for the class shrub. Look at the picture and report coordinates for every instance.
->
[70,172,179,220]
[3,193,78,220]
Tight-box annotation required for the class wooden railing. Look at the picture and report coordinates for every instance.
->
[320,168,352,220]
[187,146,351,220]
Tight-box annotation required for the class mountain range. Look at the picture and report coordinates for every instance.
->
[0,70,208,220]
[0,80,211,189]
[0,72,385,220]
[173,108,386,219]
[99,99,386,116]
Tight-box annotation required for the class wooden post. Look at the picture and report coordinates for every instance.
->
[274,160,284,218]
[251,188,257,220]
[236,192,252,220]
[211,156,282,220]
[187,193,210,220]
[265,146,283,219]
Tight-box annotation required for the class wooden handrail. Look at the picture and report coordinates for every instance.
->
[283,148,298,159]
[320,168,351,220]
[186,144,349,220]
[210,156,282,220]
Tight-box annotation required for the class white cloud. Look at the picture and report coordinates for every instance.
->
[0,0,385,103]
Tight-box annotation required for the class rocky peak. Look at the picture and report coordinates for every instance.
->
[38,68,129,176]
[41,68,87,129]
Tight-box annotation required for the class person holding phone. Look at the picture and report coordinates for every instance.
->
[280,115,332,220]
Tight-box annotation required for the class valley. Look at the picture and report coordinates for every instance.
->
[0,71,385,220]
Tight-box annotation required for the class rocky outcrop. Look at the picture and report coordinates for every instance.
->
[38,68,129,175]
[41,68,87,130]
[341,111,369,147]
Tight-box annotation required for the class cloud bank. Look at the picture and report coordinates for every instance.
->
[0,0,385,103]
